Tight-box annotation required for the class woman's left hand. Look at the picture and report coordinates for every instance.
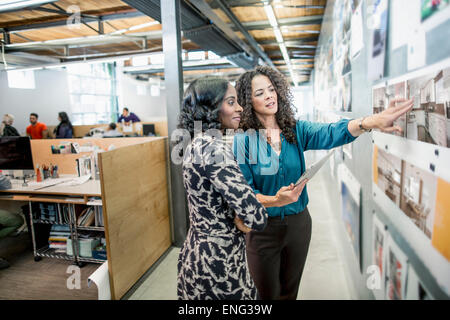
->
[365,98,414,134]
[234,216,252,233]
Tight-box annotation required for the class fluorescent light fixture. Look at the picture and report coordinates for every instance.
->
[273,28,284,44]
[263,4,278,28]
[279,43,290,62]
[0,0,55,13]
[110,21,159,35]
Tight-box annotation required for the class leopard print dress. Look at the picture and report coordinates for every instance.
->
[177,134,267,300]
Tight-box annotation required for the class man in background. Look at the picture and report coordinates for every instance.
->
[26,113,48,139]
[118,107,140,124]
[103,123,123,137]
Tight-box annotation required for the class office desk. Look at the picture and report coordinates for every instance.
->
[1,180,101,200]
[0,179,104,265]
[0,137,171,300]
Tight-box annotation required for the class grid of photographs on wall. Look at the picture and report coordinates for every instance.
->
[373,146,450,261]
[314,0,359,113]
[371,214,435,300]
[373,64,450,148]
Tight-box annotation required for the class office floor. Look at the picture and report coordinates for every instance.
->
[0,234,98,300]
[128,157,354,300]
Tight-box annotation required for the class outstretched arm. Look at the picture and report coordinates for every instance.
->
[347,98,413,137]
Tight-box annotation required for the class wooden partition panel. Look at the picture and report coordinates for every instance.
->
[30,137,157,174]
[98,138,171,300]
[47,121,168,138]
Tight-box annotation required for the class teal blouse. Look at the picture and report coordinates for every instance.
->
[233,119,357,218]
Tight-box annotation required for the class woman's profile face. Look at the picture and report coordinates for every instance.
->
[219,84,243,130]
[251,75,278,116]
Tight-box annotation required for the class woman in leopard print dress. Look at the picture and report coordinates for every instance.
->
[176,77,267,300]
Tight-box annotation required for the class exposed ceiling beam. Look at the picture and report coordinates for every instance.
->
[125,63,237,75]
[188,0,256,61]
[266,50,315,56]
[259,37,318,45]
[4,30,162,51]
[213,0,273,67]
[236,15,323,30]
[2,10,145,33]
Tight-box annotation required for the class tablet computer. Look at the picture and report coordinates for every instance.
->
[295,150,336,186]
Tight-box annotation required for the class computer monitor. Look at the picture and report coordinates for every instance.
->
[143,124,156,136]
[0,136,34,170]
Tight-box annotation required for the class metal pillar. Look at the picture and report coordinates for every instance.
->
[161,0,188,247]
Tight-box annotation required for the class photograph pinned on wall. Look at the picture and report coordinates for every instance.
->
[372,63,450,148]
[333,0,345,63]
[367,0,389,81]
[372,213,388,300]
[373,81,408,137]
[342,32,352,76]
[385,236,409,300]
[421,0,450,22]
[341,73,352,112]
[373,147,437,239]
[373,145,450,262]
[373,146,403,207]
[405,265,434,300]
[407,67,450,147]
[338,164,362,271]
[351,0,364,58]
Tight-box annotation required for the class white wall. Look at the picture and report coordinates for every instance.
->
[0,69,71,134]
[292,86,313,121]
[0,67,169,135]
[117,72,167,121]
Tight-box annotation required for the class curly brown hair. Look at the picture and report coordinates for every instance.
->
[235,66,298,144]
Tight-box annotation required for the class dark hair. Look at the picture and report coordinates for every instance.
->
[57,111,73,130]
[177,76,229,138]
[30,113,38,118]
[235,66,297,144]
[109,122,117,130]
[123,107,129,112]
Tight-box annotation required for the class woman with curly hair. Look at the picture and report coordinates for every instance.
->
[176,76,268,300]
[233,66,413,300]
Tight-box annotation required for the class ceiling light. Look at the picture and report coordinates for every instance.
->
[273,28,284,44]
[263,4,278,28]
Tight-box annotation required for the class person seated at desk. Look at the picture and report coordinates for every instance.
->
[118,107,140,124]
[0,114,20,137]
[0,209,23,270]
[0,174,22,270]
[54,112,73,139]
[26,113,48,139]
[103,123,123,137]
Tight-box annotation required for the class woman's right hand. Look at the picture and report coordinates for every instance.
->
[274,179,308,207]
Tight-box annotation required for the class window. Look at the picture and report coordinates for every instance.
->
[7,69,36,89]
[66,62,118,125]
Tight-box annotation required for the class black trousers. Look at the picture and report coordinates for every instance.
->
[246,208,312,300]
